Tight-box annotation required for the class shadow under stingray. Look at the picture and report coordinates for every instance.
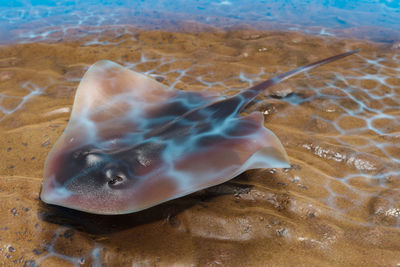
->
[38,173,255,235]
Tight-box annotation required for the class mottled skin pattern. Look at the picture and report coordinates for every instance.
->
[40,50,358,214]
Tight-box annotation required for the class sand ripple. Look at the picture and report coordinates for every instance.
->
[0,29,399,265]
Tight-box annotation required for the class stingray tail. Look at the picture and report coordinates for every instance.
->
[238,49,360,111]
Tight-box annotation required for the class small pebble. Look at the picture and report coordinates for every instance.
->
[11,208,17,216]
[391,42,400,50]
[41,140,50,147]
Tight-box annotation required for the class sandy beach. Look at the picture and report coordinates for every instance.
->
[0,27,399,266]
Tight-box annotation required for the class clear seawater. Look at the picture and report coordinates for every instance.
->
[0,0,399,43]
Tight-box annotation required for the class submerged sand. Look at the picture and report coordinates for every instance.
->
[0,28,400,266]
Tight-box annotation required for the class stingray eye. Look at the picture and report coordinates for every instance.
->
[105,168,126,187]
[72,145,99,159]
[72,148,93,161]
[108,175,124,185]
[72,150,86,159]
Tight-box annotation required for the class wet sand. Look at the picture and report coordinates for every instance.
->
[0,28,400,266]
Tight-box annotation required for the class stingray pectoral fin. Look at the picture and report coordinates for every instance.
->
[71,60,173,121]
[237,112,290,171]
[71,60,221,123]
[242,146,290,170]
[171,112,289,195]
[66,60,222,142]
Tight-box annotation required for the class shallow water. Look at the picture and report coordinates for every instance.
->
[0,28,400,265]
[1,0,400,44]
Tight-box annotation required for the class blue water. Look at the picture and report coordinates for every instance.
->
[0,0,399,43]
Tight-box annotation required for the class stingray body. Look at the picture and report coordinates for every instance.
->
[41,50,358,214]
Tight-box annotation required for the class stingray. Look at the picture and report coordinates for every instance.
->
[40,50,358,215]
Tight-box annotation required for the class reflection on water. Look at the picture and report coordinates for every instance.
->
[0,0,399,43]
